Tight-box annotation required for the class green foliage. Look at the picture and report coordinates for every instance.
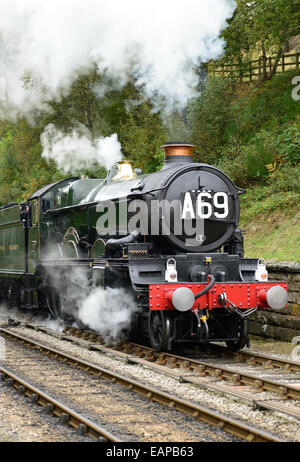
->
[240,183,300,224]
[0,121,62,205]
[239,181,300,261]
[241,204,300,261]
[0,69,168,203]
[0,130,19,203]
[119,101,166,173]
[222,0,300,78]
[275,124,300,164]
[186,70,300,188]
[46,72,167,173]
[214,140,248,187]
[230,71,300,138]
[244,129,278,180]
[241,117,300,183]
[188,77,234,163]
[267,163,300,193]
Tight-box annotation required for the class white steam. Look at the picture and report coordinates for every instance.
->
[78,287,138,339]
[0,304,65,332]
[0,0,236,118]
[41,124,122,172]
[43,264,139,340]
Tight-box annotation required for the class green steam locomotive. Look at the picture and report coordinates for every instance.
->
[0,143,288,351]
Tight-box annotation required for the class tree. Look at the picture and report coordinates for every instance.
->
[0,121,61,204]
[222,0,300,80]
[119,101,166,172]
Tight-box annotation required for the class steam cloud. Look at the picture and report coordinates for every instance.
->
[78,287,138,339]
[1,0,236,172]
[43,264,138,340]
[41,124,122,172]
[0,2,236,331]
[0,0,236,118]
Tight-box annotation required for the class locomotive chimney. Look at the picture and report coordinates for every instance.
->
[161,142,195,168]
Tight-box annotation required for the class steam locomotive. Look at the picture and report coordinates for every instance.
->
[0,142,288,351]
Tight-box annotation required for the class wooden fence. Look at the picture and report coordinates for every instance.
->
[208,52,300,82]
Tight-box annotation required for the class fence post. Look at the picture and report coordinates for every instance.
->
[282,53,285,73]
[296,53,299,69]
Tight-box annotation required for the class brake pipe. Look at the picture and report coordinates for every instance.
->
[194,274,216,300]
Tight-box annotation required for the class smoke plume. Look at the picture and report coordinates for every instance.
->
[41,124,122,172]
[0,0,236,118]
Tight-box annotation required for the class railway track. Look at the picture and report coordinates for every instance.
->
[4,316,298,373]
[0,325,285,442]
[53,325,300,421]
[0,365,120,442]
[121,346,300,400]
[74,327,300,372]
[57,325,300,373]
[57,327,300,403]
[2,319,300,423]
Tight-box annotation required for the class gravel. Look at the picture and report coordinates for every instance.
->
[0,382,93,442]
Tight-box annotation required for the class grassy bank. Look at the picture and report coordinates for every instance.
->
[240,186,300,261]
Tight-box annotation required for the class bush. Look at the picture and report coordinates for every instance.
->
[275,123,300,165]
[216,139,249,187]
[268,163,300,193]
[244,129,278,180]
[230,70,300,141]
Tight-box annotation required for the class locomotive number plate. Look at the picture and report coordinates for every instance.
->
[181,191,229,219]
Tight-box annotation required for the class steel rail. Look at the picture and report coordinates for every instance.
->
[57,328,300,421]
[208,343,300,373]
[149,351,300,400]
[6,323,300,400]
[0,327,284,442]
[0,365,121,442]
[102,341,300,401]
[62,326,300,374]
